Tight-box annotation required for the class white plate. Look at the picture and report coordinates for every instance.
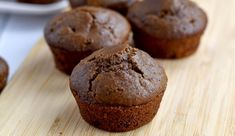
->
[0,0,69,15]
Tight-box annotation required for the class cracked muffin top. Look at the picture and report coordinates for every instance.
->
[127,0,207,39]
[44,6,131,52]
[70,44,167,106]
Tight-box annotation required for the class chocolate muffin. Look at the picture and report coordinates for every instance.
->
[70,44,168,132]
[69,0,140,15]
[127,0,208,58]
[0,57,9,93]
[44,6,132,75]
[18,0,58,4]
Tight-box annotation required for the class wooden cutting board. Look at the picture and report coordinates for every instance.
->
[1,0,235,135]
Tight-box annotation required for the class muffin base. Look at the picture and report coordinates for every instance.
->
[71,90,164,132]
[132,23,204,59]
[17,0,58,4]
[49,46,93,75]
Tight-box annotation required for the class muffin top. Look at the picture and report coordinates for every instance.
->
[127,0,207,39]
[70,44,167,106]
[0,57,9,89]
[44,6,131,52]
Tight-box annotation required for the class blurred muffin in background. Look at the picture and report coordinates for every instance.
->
[44,6,133,75]
[69,0,141,15]
[18,0,59,4]
[0,57,9,93]
[127,0,208,58]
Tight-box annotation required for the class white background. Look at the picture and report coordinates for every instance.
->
[0,9,55,79]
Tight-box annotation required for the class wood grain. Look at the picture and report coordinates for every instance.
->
[0,0,235,135]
